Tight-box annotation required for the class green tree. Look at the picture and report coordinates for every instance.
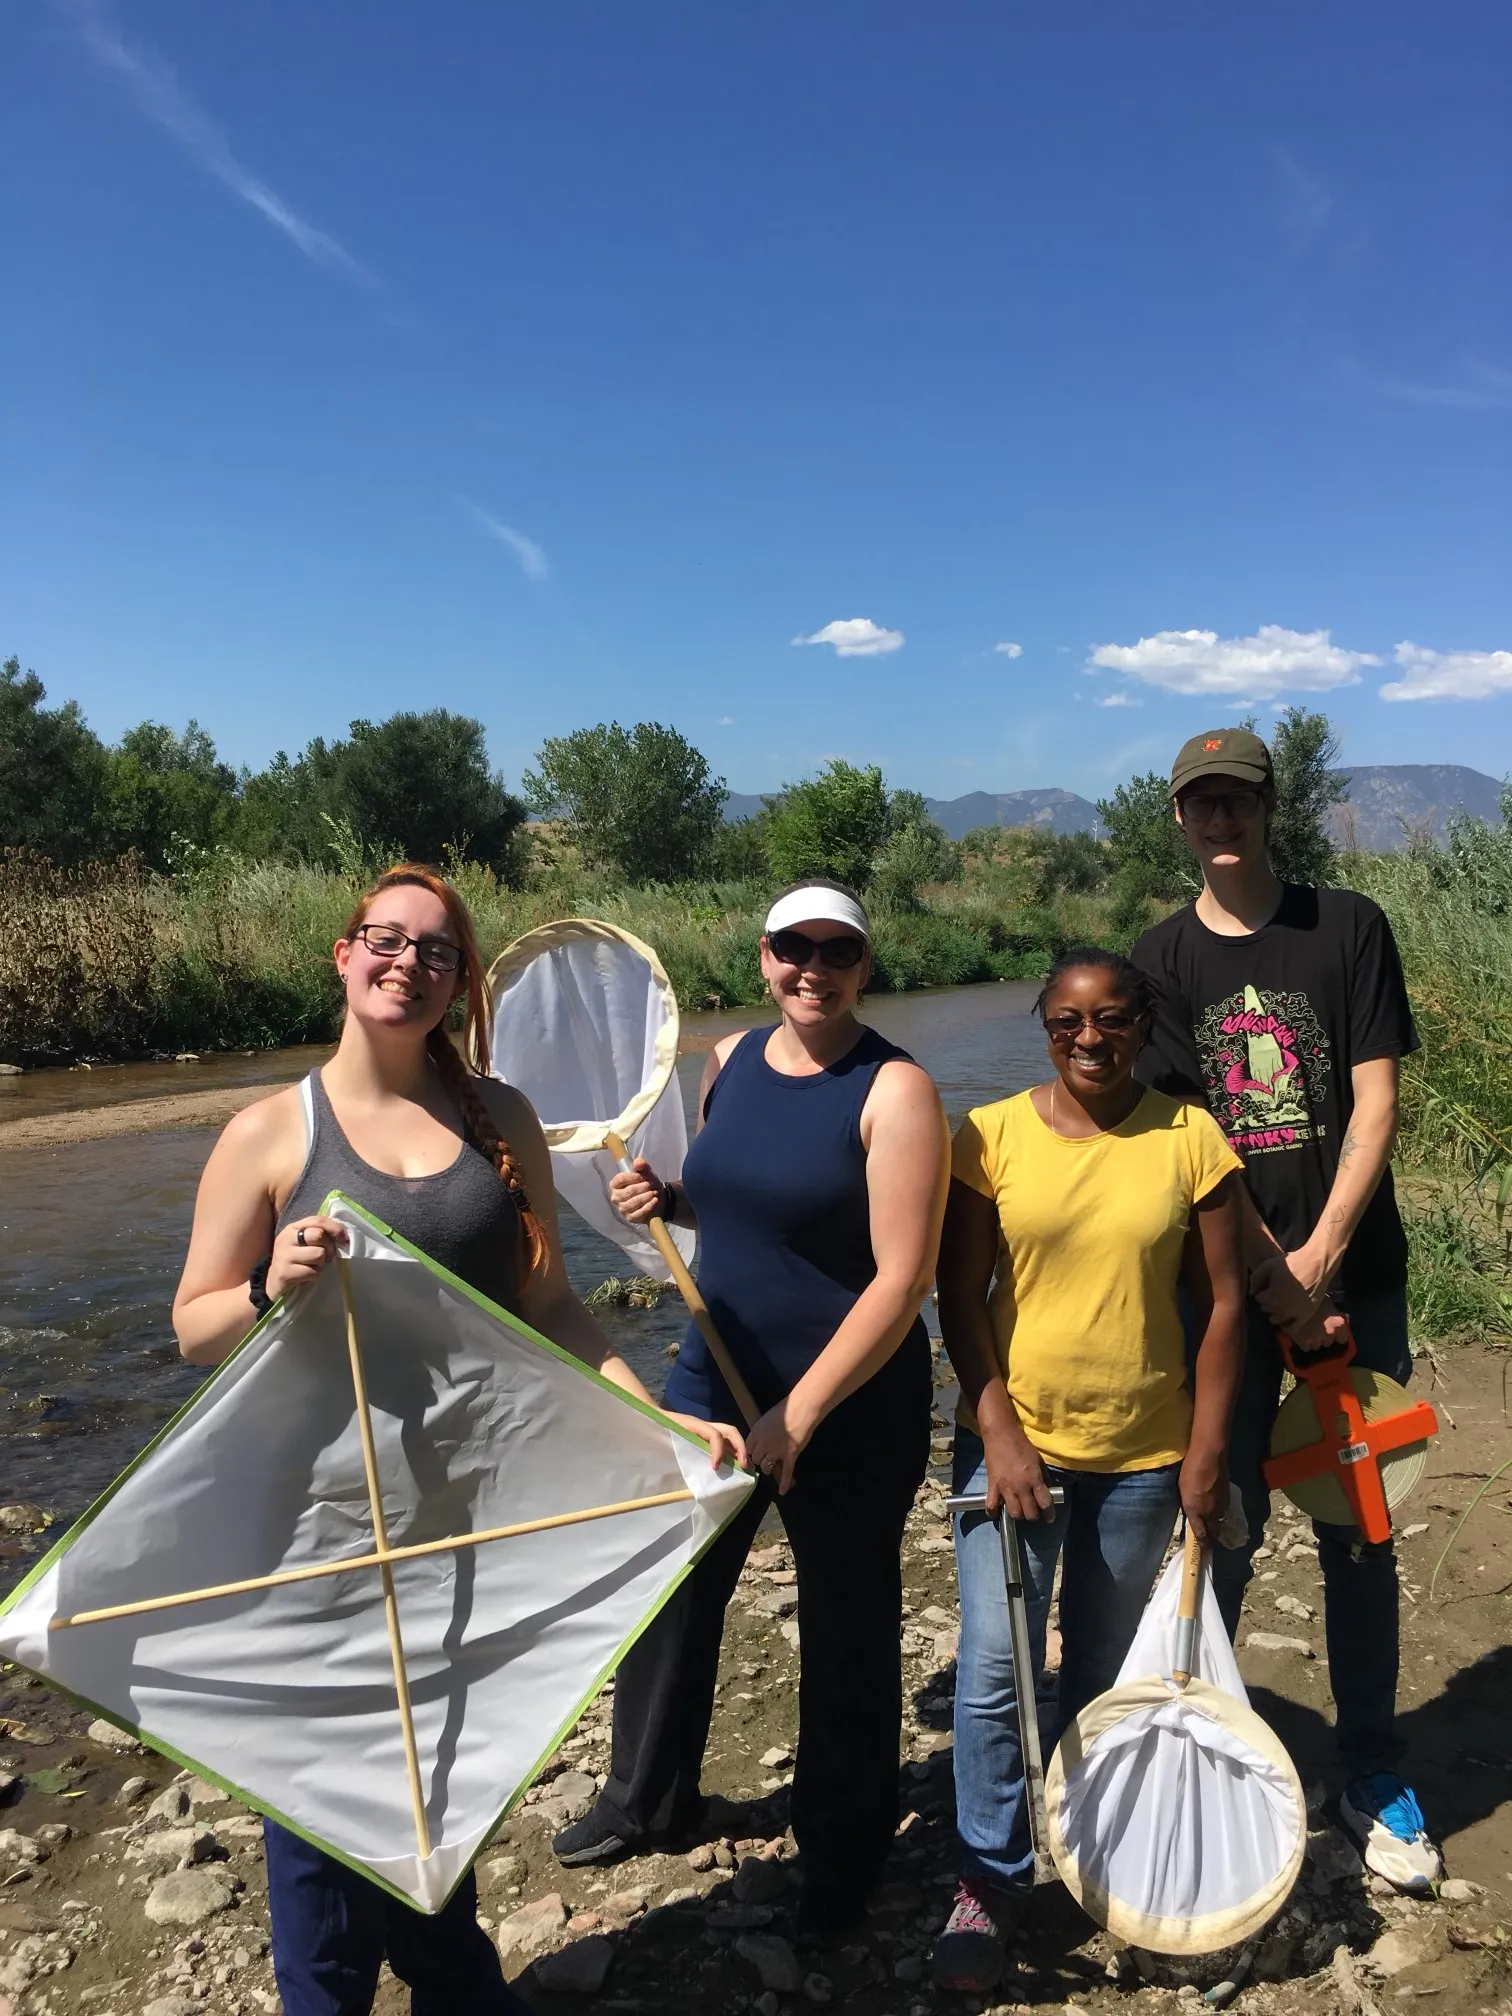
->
[870,789,960,907]
[1097,771,1196,902]
[105,719,239,869]
[0,657,111,863]
[1034,828,1110,898]
[1268,705,1347,886]
[336,711,527,875]
[523,721,726,883]
[710,814,772,882]
[762,760,892,890]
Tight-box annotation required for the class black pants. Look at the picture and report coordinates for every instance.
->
[593,1410,929,1901]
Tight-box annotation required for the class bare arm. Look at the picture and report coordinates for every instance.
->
[936,1178,1053,1520]
[746,1058,949,1491]
[1287,1055,1401,1297]
[1178,1172,1246,1543]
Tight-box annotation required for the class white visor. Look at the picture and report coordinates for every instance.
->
[764,887,870,941]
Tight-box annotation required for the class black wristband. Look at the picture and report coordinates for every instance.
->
[658,1179,678,1225]
[248,1255,274,1316]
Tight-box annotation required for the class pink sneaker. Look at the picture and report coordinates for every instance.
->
[932,1876,1016,1992]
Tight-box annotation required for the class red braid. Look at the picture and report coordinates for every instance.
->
[345,863,547,1281]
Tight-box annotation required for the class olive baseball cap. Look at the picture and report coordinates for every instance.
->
[1169,727,1273,800]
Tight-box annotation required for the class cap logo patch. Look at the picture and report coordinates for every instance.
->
[1203,737,1222,751]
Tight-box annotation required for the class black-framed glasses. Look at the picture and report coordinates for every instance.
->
[1179,787,1263,823]
[1043,1010,1142,1042]
[352,923,464,974]
[766,928,868,971]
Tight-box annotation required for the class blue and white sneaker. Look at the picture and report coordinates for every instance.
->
[1339,1775,1442,1894]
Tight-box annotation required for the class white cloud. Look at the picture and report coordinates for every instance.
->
[466,503,548,580]
[1096,691,1140,708]
[717,714,735,726]
[1088,625,1379,700]
[1380,641,1512,702]
[61,0,374,286]
[993,641,1023,659]
[792,618,904,658]
[1346,356,1512,413]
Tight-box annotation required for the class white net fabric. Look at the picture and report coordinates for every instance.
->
[488,920,695,1277]
[1047,1551,1307,1953]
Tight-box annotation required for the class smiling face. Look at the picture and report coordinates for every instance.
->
[333,883,464,1042]
[1174,771,1273,875]
[1040,964,1147,1101]
[759,920,871,1027]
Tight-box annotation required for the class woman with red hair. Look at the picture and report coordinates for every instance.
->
[174,864,744,2016]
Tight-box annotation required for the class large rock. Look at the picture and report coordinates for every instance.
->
[142,1999,204,2016]
[0,1506,50,1535]
[0,1830,45,1868]
[147,1784,194,1824]
[143,1869,238,1926]
[736,1934,802,1993]
[497,1893,568,1958]
[1365,1926,1433,1978]
[534,1934,616,1993]
[1245,1631,1315,1658]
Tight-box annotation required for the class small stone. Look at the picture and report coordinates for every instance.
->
[144,1869,238,1926]
[733,1853,790,1905]
[115,1775,151,1806]
[754,1590,798,1617]
[1253,1931,1298,1980]
[486,1854,526,1885]
[1245,1631,1315,1657]
[754,1995,781,2016]
[1400,1523,1428,1539]
[1438,1878,1481,1902]
[86,1719,143,1754]
[174,1052,201,1063]
[759,1746,794,1770]
[803,1971,835,2004]
[147,1785,194,1824]
[1365,1926,1427,1976]
[182,1775,229,1807]
[894,1954,924,1982]
[0,1829,45,1867]
[142,1999,203,2016]
[0,1506,50,1535]
[1274,1594,1316,1621]
[30,1822,70,1848]
[535,1933,615,1993]
[603,1889,648,1918]
[737,1933,802,1993]
[547,1769,598,1805]
[780,1620,801,1649]
[686,1843,716,1872]
[749,1544,789,1570]
[1286,1540,1316,1560]
[496,1892,568,1958]
[1105,1948,1140,1985]
[566,1909,601,1931]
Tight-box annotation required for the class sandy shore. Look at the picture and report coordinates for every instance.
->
[0,1082,297,1152]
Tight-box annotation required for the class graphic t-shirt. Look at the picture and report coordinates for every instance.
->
[1131,885,1418,1295]
[951,1088,1241,1471]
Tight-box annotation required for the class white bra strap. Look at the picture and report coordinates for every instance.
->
[299,1073,316,1155]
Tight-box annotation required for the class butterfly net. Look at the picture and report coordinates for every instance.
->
[487,919,695,1278]
[1046,1550,1307,1954]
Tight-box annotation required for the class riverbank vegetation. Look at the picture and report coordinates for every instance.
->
[4,656,1510,1341]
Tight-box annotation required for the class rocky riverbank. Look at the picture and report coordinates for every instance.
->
[2,1344,1510,2016]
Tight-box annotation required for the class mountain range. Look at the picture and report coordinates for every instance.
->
[724,766,1506,853]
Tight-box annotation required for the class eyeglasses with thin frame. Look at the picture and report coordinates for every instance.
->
[1179,787,1264,823]
[1042,1009,1143,1042]
[352,923,464,975]
[766,928,868,972]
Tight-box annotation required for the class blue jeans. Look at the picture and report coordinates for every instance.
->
[1209,1290,1412,1778]
[951,1431,1181,1892]
[264,1821,529,2016]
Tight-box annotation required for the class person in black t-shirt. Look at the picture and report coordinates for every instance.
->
[1131,726,1441,1894]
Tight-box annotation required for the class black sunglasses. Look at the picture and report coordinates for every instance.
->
[766,928,868,971]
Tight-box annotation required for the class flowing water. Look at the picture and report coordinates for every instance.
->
[0,985,1048,1529]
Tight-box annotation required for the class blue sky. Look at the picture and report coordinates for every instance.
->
[5,1,1510,803]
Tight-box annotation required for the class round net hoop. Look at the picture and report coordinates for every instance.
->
[486,919,681,1153]
[1047,1675,1306,1955]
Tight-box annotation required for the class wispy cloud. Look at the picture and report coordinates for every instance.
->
[1381,641,1512,702]
[717,715,735,727]
[1096,691,1140,708]
[1276,149,1335,257]
[465,503,549,580]
[1088,625,1378,701]
[993,641,1023,659]
[1344,355,1512,413]
[792,618,904,658]
[60,0,374,287]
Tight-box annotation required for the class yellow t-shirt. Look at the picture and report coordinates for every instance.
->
[951,1087,1241,1471]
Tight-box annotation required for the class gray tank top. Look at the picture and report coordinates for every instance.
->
[277,1069,526,1312]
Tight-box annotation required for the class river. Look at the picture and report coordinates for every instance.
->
[0,984,1049,1524]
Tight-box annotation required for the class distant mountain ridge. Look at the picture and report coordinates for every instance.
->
[720,766,1507,853]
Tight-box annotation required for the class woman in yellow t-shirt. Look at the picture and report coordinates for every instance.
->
[932,946,1245,1994]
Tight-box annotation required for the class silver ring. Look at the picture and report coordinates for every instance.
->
[296,1227,308,1247]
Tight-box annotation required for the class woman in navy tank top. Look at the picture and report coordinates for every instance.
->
[553,880,950,1942]
[173,865,744,2016]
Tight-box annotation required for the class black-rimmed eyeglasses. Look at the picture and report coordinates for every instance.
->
[352,924,464,974]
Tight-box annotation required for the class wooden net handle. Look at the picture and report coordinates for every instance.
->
[604,1131,759,1429]
[1172,1522,1206,1690]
